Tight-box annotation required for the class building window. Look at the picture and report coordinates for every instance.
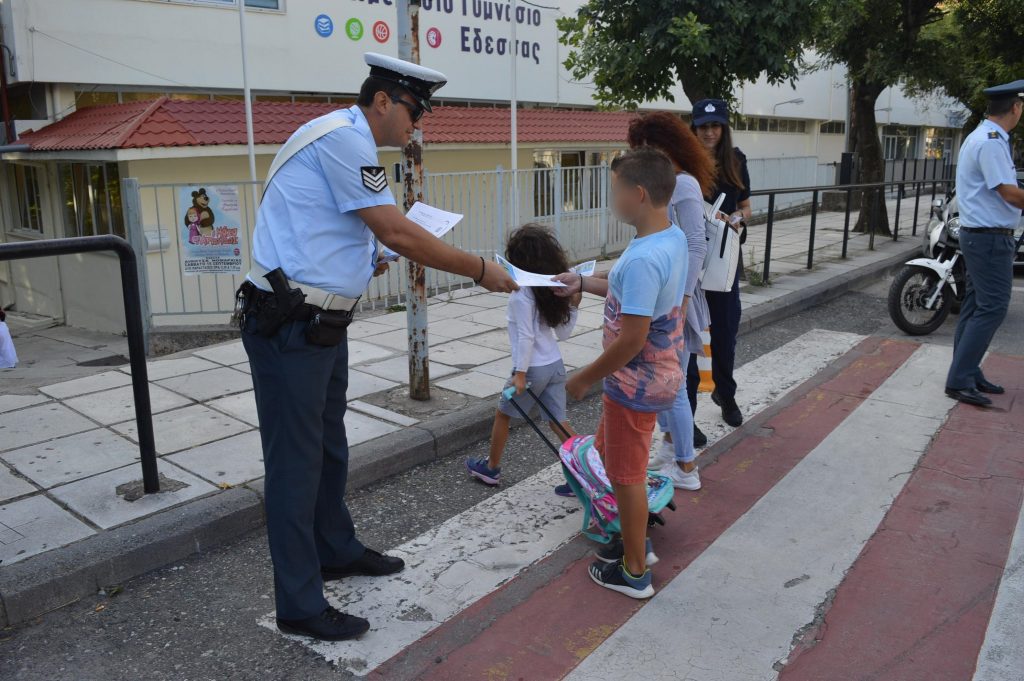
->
[7,165,45,234]
[58,163,125,238]
[820,121,846,135]
[882,125,918,160]
[733,116,806,134]
[923,127,954,159]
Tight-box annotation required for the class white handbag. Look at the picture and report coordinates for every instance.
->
[700,193,741,293]
[0,320,17,368]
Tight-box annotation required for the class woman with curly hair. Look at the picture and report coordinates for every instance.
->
[626,111,716,492]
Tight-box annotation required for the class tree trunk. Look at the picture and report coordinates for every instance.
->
[851,79,890,237]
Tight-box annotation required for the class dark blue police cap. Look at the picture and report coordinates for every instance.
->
[983,79,1024,101]
[691,99,730,127]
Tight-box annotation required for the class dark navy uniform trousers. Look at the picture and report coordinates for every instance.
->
[946,230,1015,390]
[242,320,365,619]
[686,270,742,411]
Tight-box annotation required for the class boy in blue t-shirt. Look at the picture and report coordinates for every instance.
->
[557,148,689,598]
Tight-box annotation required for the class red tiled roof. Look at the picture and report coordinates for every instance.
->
[14,98,637,151]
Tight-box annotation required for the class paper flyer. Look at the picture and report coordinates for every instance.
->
[381,202,464,262]
[495,254,567,287]
[570,260,597,277]
[178,185,243,275]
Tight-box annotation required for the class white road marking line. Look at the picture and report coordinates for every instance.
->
[565,343,954,681]
[972,493,1024,681]
[259,329,865,675]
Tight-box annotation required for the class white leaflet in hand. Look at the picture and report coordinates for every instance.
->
[495,254,567,287]
[570,260,596,277]
[378,202,464,263]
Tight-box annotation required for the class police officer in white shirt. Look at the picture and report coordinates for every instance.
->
[945,79,1024,407]
[238,53,517,642]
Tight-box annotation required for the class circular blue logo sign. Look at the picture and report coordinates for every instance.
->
[314,14,334,38]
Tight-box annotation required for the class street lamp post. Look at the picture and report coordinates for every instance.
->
[396,0,431,401]
[772,97,805,115]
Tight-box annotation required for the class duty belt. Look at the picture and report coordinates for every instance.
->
[247,262,360,312]
[961,227,1015,237]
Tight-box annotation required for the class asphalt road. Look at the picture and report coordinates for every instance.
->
[3,271,1022,681]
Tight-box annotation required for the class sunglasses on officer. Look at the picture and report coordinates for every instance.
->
[390,95,425,123]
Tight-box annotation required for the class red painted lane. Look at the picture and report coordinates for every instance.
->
[780,353,1024,681]
[370,338,920,681]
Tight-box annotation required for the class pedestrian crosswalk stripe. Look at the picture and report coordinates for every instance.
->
[565,343,956,680]
[259,328,865,674]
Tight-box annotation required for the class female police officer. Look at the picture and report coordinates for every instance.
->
[238,53,517,642]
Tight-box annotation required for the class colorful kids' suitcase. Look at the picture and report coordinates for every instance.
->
[502,386,677,543]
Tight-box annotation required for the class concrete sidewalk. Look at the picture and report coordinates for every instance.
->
[0,215,918,627]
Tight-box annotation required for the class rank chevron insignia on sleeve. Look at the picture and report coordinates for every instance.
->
[361,166,388,192]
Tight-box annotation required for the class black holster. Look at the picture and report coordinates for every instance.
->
[234,268,306,337]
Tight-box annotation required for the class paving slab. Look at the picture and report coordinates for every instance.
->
[155,366,253,402]
[193,341,249,366]
[428,340,508,368]
[0,464,36,503]
[38,371,134,399]
[460,328,511,351]
[367,311,412,328]
[122,355,222,381]
[2,429,141,489]
[475,356,513,379]
[436,371,507,399]
[0,394,49,414]
[0,494,95,564]
[347,320,395,340]
[166,431,265,486]
[347,401,419,427]
[206,390,259,427]
[63,383,192,425]
[456,307,512,329]
[345,411,402,446]
[348,370,400,400]
[565,328,603,350]
[359,356,459,383]
[424,302,488,319]
[48,461,217,530]
[348,340,399,365]
[0,403,96,453]
[112,404,251,455]
[425,318,495,340]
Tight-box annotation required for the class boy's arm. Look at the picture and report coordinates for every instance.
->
[566,314,650,399]
[552,272,609,298]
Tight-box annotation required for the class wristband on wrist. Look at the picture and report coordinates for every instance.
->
[579,274,584,293]
[473,256,486,284]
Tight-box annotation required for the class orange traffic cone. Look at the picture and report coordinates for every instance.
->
[697,328,714,392]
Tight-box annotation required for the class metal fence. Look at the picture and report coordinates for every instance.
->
[126,156,860,326]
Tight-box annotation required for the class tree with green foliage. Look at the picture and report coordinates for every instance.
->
[811,0,946,235]
[557,0,815,108]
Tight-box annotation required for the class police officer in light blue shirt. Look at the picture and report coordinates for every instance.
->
[239,53,517,642]
[945,79,1024,407]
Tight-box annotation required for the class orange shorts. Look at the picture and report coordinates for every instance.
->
[594,395,657,486]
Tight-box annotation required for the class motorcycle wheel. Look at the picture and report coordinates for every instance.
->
[887,265,952,336]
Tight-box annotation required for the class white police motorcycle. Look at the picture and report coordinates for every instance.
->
[888,185,1024,336]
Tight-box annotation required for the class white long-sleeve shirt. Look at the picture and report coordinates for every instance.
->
[506,288,578,371]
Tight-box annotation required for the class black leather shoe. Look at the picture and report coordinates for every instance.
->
[322,548,405,581]
[945,387,993,407]
[277,606,369,641]
[711,391,744,427]
[976,378,1005,395]
[693,424,708,448]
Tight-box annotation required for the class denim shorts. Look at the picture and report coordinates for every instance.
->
[498,359,567,423]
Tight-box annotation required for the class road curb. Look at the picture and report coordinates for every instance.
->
[0,247,916,628]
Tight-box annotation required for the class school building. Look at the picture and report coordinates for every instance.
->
[0,0,966,335]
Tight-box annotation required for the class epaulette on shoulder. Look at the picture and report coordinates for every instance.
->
[988,131,1000,139]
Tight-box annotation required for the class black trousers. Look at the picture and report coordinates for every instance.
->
[686,273,742,412]
[242,320,364,619]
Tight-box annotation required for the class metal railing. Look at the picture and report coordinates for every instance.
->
[751,176,954,284]
[0,235,160,493]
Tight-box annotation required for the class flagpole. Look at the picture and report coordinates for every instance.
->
[237,0,259,211]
